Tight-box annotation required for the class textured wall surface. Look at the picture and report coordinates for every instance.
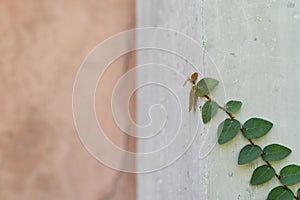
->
[136,1,207,199]
[0,1,135,200]
[203,0,300,199]
[137,0,300,199]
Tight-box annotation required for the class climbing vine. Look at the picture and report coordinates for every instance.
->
[185,72,300,200]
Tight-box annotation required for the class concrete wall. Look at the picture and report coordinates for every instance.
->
[137,0,300,199]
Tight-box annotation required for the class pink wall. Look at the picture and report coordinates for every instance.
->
[0,0,136,199]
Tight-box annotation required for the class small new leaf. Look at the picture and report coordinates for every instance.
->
[250,165,275,185]
[267,186,294,200]
[189,87,197,112]
[280,165,300,186]
[238,145,262,165]
[196,78,219,97]
[217,119,241,144]
[226,100,242,114]
[242,118,273,139]
[263,144,292,162]
[202,101,218,123]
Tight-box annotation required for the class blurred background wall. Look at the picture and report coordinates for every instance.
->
[0,0,136,199]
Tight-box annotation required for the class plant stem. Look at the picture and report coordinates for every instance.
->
[203,95,298,200]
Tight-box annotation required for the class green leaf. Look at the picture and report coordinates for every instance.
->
[242,118,273,139]
[297,188,300,197]
[263,144,292,162]
[202,101,218,124]
[189,87,197,112]
[217,119,241,144]
[225,100,242,114]
[250,165,275,185]
[238,145,262,165]
[280,165,300,186]
[267,186,294,200]
[196,78,219,97]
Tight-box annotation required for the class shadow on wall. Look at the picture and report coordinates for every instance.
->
[0,0,136,200]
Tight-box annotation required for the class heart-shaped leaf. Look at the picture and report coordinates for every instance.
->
[263,144,292,162]
[202,101,218,124]
[238,145,262,165]
[267,186,294,200]
[217,119,241,144]
[196,78,219,97]
[250,165,275,185]
[242,118,273,139]
[226,100,242,114]
[280,165,300,186]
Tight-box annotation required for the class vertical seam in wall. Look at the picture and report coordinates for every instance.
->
[200,1,209,199]
[201,0,206,76]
